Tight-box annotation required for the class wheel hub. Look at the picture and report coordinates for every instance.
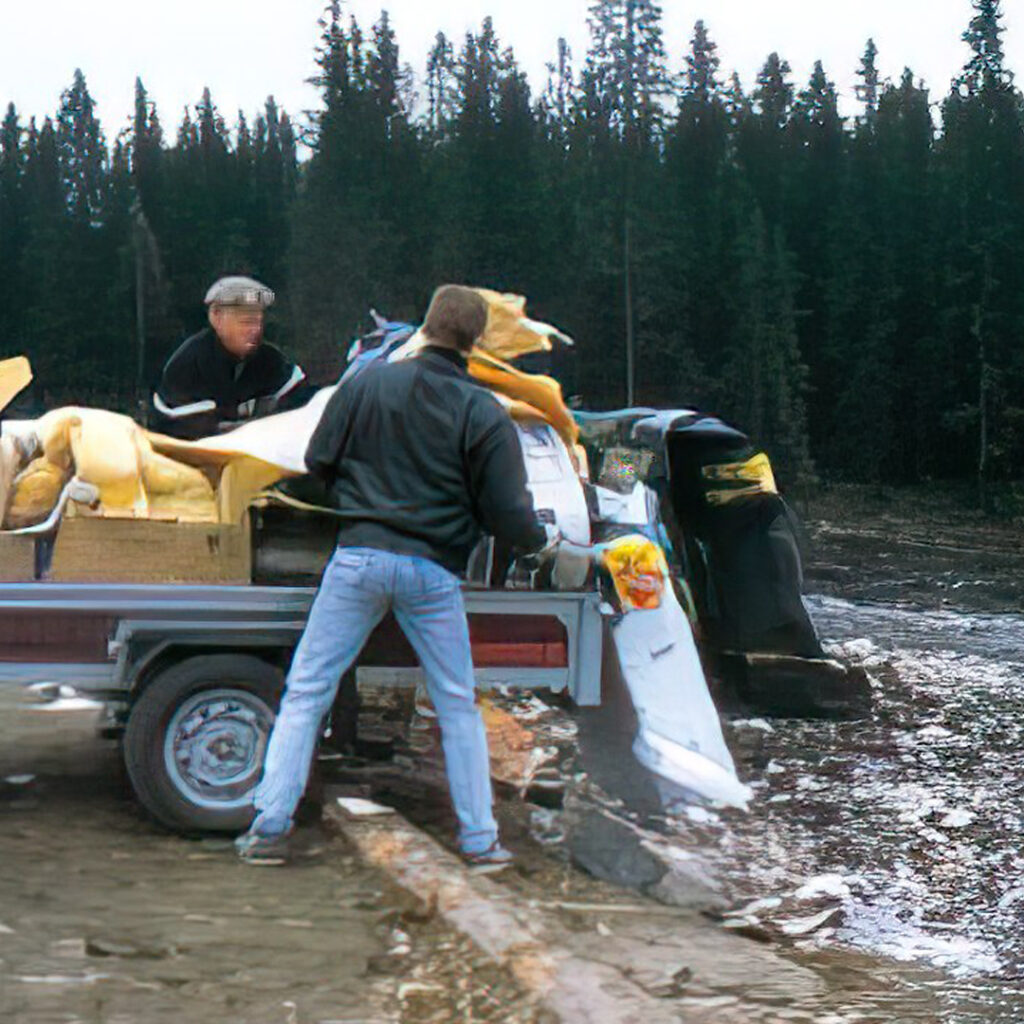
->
[164,689,275,810]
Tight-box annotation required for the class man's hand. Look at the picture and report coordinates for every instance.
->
[513,523,561,573]
[531,522,563,565]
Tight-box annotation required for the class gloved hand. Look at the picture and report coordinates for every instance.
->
[551,535,593,590]
[516,522,562,574]
[534,522,563,564]
[527,524,593,590]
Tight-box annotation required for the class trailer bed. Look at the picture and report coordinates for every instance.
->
[0,583,604,705]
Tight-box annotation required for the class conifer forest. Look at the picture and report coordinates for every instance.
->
[1,0,1022,500]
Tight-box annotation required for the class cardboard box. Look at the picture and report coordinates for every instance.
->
[0,534,36,582]
[49,517,251,584]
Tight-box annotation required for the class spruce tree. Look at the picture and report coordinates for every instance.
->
[21,117,70,391]
[580,0,671,404]
[661,20,731,407]
[789,62,845,463]
[959,0,1011,92]
[290,7,426,376]
[540,38,575,135]
[722,210,812,484]
[876,71,938,481]
[940,0,1024,499]
[131,78,164,213]
[855,38,881,123]
[426,32,457,139]
[0,105,26,360]
[737,53,794,226]
[432,19,547,295]
[583,0,671,147]
[56,69,107,222]
[52,72,120,392]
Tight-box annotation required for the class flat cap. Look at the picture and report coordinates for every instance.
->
[204,276,275,308]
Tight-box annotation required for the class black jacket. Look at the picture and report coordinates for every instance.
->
[305,346,546,574]
[151,328,311,439]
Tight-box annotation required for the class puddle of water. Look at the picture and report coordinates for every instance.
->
[807,594,1024,662]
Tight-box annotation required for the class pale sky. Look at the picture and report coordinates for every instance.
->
[2,1,1020,139]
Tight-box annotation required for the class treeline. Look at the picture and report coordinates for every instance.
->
[0,0,1022,498]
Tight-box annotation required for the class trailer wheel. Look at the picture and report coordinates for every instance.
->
[124,654,283,834]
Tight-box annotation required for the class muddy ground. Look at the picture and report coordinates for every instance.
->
[4,691,919,1024]
[0,701,550,1024]
[1,483,1022,1023]
[801,483,1023,615]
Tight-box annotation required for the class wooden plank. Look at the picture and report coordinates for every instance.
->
[50,518,251,584]
[0,534,35,583]
[324,794,681,1024]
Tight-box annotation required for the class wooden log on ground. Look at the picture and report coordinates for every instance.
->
[325,791,682,1024]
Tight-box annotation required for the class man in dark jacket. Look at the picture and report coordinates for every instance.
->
[151,276,310,439]
[237,285,548,866]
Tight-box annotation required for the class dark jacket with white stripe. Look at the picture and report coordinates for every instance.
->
[151,328,311,439]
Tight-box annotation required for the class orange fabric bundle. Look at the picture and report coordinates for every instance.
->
[467,350,578,447]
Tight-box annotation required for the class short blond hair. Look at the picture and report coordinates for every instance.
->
[423,285,488,352]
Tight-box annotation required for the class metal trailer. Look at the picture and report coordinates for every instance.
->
[0,581,602,833]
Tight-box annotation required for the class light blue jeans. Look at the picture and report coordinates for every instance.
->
[251,546,498,855]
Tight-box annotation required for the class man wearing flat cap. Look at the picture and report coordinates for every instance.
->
[151,276,311,439]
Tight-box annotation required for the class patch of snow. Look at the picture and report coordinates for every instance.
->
[839,902,1002,977]
[795,776,829,793]
[16,973,110,985]
[779,907,843,936]
[684,805,720,825]
[919,827,950,846]
[835,637,877,660]
[645,842,695,867]
[795,874,851,901]
[939,809,975,829]
[729,896,782,918]
[916,725,954,741]
[29,698,103,712]
[730,718,774,733]
[998,887,1024,910]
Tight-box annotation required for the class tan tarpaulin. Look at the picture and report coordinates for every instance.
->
[0,357,31,414]
[473,288,573,360]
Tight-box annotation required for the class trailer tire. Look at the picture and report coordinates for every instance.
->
[124,654,283,834]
